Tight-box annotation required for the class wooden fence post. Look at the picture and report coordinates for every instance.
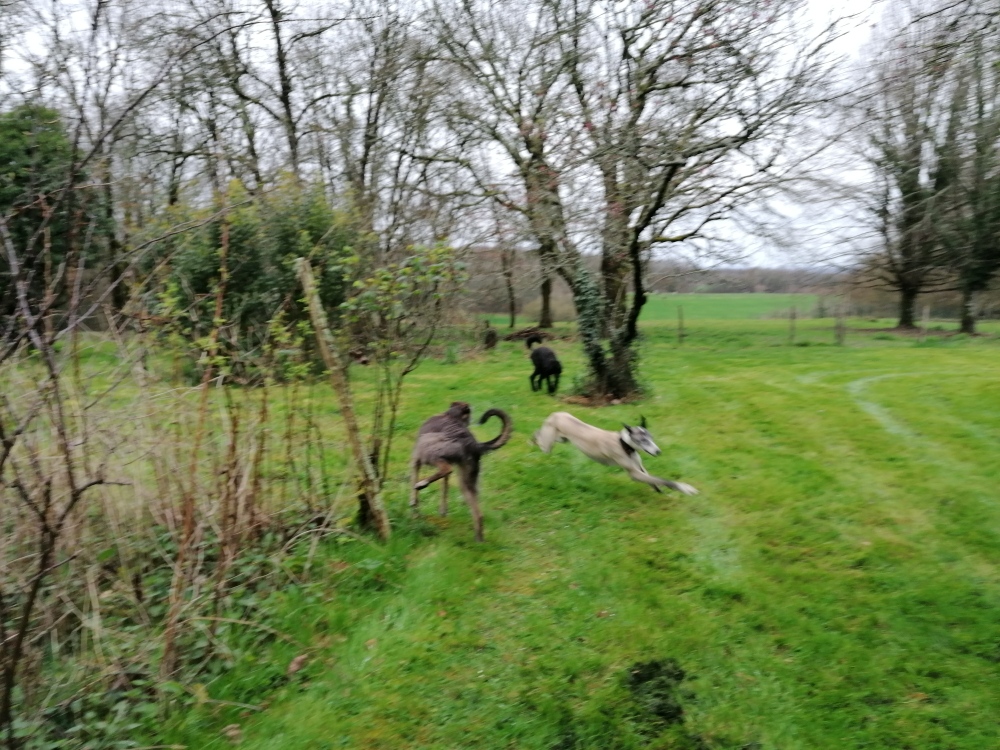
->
[296,258,391,540]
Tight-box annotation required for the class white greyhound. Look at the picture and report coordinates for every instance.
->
[534,412,698,495]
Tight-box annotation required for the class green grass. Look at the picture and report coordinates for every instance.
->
[157,304,1000,750]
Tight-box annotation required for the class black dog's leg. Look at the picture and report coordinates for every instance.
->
[530,372,540,392]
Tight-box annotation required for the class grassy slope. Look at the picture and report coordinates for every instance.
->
[164,302,1000,749]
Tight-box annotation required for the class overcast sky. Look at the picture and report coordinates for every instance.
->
[809,0,880,57]
[732,0,883,269]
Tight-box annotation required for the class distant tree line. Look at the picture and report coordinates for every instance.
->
[464,251,844,316]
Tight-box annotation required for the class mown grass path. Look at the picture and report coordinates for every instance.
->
[165,316,1000,749]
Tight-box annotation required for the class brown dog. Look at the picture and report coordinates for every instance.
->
[409,401,512,541]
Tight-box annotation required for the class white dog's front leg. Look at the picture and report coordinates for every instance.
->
[623,455,664,492]
[533,421,558,453]
[625,461,698,495]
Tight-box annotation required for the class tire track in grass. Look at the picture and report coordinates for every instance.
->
[844,371,998,504]
[845,373,919,439]
[690,361,1000,749]
[695,359,997,589]
[669,369,884,747]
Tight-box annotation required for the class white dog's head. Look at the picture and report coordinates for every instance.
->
[620,416,661,456]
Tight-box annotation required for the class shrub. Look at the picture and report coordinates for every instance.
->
[143,178,362,380]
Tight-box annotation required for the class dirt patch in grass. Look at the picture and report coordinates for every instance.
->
[626,658,687,726]
[561,393,644,407]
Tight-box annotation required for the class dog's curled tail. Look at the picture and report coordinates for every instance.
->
[477,408,513,452]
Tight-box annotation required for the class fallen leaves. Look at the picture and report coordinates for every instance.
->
[222,724,242,744]
[286,654,308,677]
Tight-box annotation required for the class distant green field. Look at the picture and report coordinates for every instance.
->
[150,311,1000,750]
[487,292,1000,336]
[485,292,821,328]
[642,292,818,320]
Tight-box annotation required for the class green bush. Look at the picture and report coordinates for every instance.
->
[144,178,363,381]
[0,104,84,315]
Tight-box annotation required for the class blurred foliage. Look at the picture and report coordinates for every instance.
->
[143,177,363,381]
[340,242,465,365]
[0,104,83,313]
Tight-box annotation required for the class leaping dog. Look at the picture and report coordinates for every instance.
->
[410,401,513,541]
[534,411,698,495]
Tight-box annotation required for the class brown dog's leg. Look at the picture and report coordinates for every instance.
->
[410,458,422,511]
[439,474,449,516]
[414,460,452,491]
[457,463,484,542]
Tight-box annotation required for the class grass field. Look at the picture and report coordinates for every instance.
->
[642,292,819,320]
[160,296,1000,749]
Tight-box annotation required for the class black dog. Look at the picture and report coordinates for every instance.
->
[409,401,513,542]
[527,336,562,395]
[483,321,498,350]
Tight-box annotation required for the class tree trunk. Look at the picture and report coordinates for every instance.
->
[296,258,390,540]
[897,286,918,328]
[501,248,516,328]
[607,336,639,399]
[959,287,976,334]
[103,168,128,315]
[539,276,553,329]
[263,0,300,178]
[601,253,627,334]
[599,173,629,334]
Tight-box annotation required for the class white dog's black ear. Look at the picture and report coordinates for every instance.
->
[622,423,631,431]
[640,415,648,429]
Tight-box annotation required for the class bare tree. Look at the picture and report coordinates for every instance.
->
[934,3,1000,332]
[309,1,480,263]
[437,0,839,396]
[434,0,583,329]
[562,0,839,392]
[853,1,973,328]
